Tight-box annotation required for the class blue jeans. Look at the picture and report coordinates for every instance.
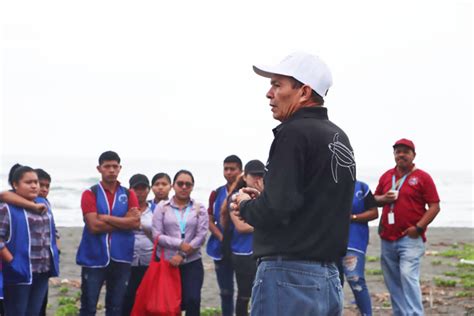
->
[342,250,372,316]
[381,236,425,316]
[4,272,50,316]
[214,259,234,316]
[80,261,131,316]
[251,259,343,316]
[180,259,204,316]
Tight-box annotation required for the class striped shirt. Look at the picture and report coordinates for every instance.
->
[0,203,52,273]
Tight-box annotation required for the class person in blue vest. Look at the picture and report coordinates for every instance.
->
[206,155,243,316]
[226,160,265,316]
[76,151,140,316]
[0,166,60,316]
[342,180,378,316]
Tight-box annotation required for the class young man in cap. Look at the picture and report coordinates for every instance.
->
[374,139,440,316]
[76,151,140,316]
[206,155,242,316]
[232,52,355,315]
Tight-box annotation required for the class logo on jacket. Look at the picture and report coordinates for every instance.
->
[328,133,356,183]
[118,194,128,204]
[355,190,364,200]
[408,177,418,186]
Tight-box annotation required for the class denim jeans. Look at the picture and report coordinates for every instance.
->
[3,272,50,316]
[251,259,343,316]
[180,259,204,316]
[122,265,148,316]
[80,260,131,316]
[381,236,425,316]
[214,259,234,316]
[342,250,372,316]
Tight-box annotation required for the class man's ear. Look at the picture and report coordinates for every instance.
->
[301,85,313,101]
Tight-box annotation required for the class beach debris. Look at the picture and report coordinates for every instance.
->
[460,258,474,265]
[425,250,439,256]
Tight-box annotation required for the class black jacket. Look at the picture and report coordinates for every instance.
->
[240,107,355,262]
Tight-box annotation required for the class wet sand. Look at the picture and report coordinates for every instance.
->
[46,226,474,315]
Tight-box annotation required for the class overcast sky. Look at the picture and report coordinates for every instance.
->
[1,0,472,174]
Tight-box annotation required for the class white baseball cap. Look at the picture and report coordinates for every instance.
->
[253,52,333,98]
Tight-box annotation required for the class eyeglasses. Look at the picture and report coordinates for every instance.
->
[176,181,194,188]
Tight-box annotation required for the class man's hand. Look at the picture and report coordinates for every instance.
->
[180,242,194,255]
[230,189,253,219]
[403,226,420,238]
[33,203,48,214]
[378,191,398,205]
[169,254,184,267]
[241,187,261,199]
[126,207,140,218]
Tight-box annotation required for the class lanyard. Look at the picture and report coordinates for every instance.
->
[391,174,408,191]
[173,205,191,238]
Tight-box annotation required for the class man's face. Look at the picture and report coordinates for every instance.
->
[243,173,263,190]
[266,75,303,122]
[393,146,416,170]
[132,184,150,204]
[97,160,121,183]
[38,179,50,198]
[223,162,241,185]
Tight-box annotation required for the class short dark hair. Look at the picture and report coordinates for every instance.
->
[35,168,51,182]
[151,172,172,185]
[8,163,22,186]
[11,166,36,188]
[98,151,121,165]
[223,155,242,170]
[291,78,325,105]
[173,170,195,184]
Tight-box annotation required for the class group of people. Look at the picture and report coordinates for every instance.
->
[0,51,441,316]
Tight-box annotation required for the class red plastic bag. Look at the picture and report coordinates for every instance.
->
[131,238,182,316]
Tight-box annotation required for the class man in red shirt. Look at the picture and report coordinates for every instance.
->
[374,139,440,316]
[76,151,140,316]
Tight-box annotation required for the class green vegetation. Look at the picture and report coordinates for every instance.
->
[201,307,222,316]
[439,244,474,260]
[59,286,69,294]
[382,301,391,308]
[366,256,378,262]
[366,269,383,275]
[55,304,78,316]
[431,260,442,266]
[57,297,76,306]
[444,271,458,277]
[434,277,457,287]
[455,291,473,298]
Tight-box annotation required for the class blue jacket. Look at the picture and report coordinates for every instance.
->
[3,197,60,285]
[76,183,134,267]
[206,186,228,260]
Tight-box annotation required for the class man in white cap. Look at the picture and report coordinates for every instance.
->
[232,52,356,315]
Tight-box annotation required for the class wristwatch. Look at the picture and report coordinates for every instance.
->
[415,225,424,235]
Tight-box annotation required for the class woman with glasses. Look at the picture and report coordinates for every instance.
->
[151,170,208,316]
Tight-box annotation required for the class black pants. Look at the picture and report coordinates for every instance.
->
[122,265,148,316]
[180,259,204,316]
[232,254,257,316]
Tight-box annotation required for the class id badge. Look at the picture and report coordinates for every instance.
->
[388,212,395,225]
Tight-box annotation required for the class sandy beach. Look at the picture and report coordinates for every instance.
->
[46,227,474,315]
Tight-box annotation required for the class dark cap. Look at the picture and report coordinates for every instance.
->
[393,138,415,152]
[244,160,266,175]
[129,174,150,188]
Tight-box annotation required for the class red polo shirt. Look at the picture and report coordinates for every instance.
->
[81,182,139,215]
[375,166,440,242]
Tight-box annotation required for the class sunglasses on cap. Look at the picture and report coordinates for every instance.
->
[175,181,194,188]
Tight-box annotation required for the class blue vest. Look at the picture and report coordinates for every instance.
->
[230,223,253,255]
[3,197,60,285]
[206,186,228,260]
[347,181,370,254]
[76,184,134,267]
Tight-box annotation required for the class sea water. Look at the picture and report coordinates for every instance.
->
[1,155,472,228]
